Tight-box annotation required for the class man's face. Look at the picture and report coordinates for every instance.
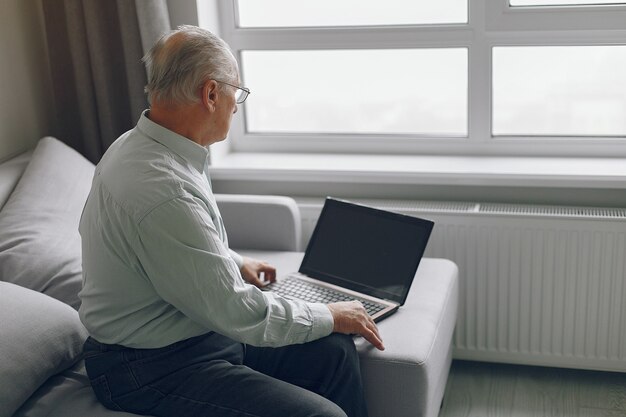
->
[213,79,239,142]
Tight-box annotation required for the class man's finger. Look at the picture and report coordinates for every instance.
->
[362,314,382,342]
[263,268,276,282]
[365,319,382,343]
[362,327,385,351]
[261,266,277,282]
[248,274,267,288]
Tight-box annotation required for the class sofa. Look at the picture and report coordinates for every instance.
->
[0,137,459,417]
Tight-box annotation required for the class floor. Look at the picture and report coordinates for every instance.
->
[439,360,626,417]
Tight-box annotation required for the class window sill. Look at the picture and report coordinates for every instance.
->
[209,152,626,189]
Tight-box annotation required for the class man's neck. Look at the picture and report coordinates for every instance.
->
[148,104,208,147]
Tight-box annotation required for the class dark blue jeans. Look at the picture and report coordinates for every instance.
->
[83,332,368,417]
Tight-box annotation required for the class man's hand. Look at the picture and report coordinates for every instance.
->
[327,301,385,351]
[240,256,276,288]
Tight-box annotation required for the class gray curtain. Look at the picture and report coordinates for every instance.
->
[42,0,170,163]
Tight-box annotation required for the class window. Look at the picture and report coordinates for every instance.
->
[236,0,468,27]
[216,1,626,157]
[243,49,468,136]
[493,45,626,136]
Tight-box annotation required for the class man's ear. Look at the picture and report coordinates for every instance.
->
[201,80,219,112]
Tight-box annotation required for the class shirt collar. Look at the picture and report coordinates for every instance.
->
[137,110,209,174]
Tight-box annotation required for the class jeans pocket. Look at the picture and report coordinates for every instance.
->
[84,350,108,360]
[90,375,124,412]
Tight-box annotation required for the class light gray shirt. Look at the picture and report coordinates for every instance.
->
[78,111,333,348]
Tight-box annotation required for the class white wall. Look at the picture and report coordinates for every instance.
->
[167,0,198,27]
[0,1,54,161]
[166,0,221,33]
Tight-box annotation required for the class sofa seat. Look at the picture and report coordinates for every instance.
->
[240,251,459,417]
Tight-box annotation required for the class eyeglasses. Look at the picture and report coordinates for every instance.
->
[215,80,250,104]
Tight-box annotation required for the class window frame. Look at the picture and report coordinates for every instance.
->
[216,0,626,157]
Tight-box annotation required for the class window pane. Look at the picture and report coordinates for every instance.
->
[492,46,626,137]
[242,49,468,136]
[236,0,468,27]
[510,0,625,5]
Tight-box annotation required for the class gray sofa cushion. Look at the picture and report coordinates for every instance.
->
[0,150,31,210]
[0,137,94,309]
[14,361,141,417]
[0,281,89,417]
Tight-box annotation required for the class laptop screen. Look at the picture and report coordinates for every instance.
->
[299,198,434,305]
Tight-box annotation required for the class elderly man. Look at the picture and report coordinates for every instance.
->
[78,25,383,417]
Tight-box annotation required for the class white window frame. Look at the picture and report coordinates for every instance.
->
[217,0,626,157]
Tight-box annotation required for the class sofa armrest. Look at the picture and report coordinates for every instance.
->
[215,194,302,251]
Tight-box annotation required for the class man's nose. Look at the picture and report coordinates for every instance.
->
[233,104,238,114]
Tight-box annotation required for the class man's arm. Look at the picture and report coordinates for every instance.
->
[134,195,333,347]
[236,257,384,350]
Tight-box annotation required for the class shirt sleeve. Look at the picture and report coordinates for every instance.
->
[134,195,333,347]
[228,249,244,269]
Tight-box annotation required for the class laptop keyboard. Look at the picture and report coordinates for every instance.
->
[266,276,387,316]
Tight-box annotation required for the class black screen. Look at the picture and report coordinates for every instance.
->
[299,198,434,304]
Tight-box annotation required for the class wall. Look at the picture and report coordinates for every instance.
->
[167,0,198,27]
[0,1,54,161]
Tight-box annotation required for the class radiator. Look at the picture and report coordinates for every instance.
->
[297,198,626,372]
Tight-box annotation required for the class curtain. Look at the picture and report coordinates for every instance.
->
[41,0,170,163]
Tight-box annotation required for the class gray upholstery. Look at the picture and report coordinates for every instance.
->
[1,146,458,417]
[0,282,88,417]
[215,193,302,251]
[0,150,31,210]
[15,362,139,417]
[355,259,458,417]
[0,137,94,309]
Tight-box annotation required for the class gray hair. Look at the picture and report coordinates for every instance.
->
[142,25,238,105]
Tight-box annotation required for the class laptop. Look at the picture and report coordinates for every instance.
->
[264,198,435,322]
